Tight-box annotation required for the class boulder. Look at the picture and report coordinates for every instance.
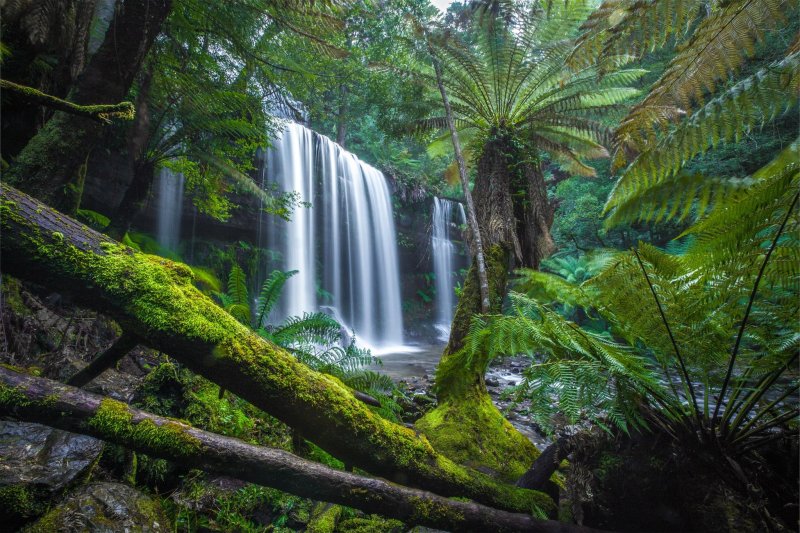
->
[26,482,169,532]
[0,421,103,490]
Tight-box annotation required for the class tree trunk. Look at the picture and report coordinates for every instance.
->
[0,368,596,533]
[416,134,554,482]
[5,0,171,215]
[0,184,551,514]
[107,66,156,240]
[336,84,348,148]
[428,45,491,314]
[106,160,156,240]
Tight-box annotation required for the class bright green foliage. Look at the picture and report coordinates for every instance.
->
[575,0,795,167]
[464,145,799,451]
[416,1,643,178]
[217,264,404,420]
[255,269,299,328]
[225,264,252,325]
[605,54,799,226]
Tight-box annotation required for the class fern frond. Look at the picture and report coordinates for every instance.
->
[227,264,249,308]
[607,54,799,217]
[255,269,298,327]
[613,0,790,162]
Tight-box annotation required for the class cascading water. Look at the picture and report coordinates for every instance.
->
[261,123,404,351]
[156,167,184,251]
[432,197,467,341]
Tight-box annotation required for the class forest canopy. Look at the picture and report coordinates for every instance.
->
[0,0,797,531]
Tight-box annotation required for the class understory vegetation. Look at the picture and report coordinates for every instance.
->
[0,0,797,532]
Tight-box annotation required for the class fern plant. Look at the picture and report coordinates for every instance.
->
[411,1,644,268]
[218,263,404,419]
[463,144,799,458]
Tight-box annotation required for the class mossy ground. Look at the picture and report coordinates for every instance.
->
[416,393,539,482]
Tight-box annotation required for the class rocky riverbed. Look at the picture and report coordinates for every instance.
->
[378,345,551,451]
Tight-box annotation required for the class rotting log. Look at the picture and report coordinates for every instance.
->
[0,184,551,514]
[0,368,602,533]
[67,332,139,387]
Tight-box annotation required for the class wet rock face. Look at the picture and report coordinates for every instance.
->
[0,421,103,490]
[27,482,169,532]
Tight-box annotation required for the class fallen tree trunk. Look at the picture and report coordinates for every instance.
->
[0,184,550,514]
[0,367,595,533]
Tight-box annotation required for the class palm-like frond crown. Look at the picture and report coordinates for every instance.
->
[571,0,796,169]
[421,0,643,177]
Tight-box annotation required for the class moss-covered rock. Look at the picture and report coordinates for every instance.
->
[415,394,539,482]
[25,482,169,532]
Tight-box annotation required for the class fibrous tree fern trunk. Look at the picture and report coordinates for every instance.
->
[0,184,552,514]
[417,132,555,481]
[5,0,171,215]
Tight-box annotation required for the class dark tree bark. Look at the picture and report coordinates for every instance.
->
[67,332,139,387]
[107,67,156,240]
[416,133,555,482]
[0,184,551,514]
[516,435,572,491]
[0,0,98,160]
[0,368,600,533]
[5,0,171,215]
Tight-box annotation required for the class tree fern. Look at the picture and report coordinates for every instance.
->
[610,0,792,164]
[605,54,799,224]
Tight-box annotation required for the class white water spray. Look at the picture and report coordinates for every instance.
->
[262,123,405,350]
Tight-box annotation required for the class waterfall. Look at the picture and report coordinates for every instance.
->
[262,123,404,350]
[156,167,184,252]
[432,197,467,341]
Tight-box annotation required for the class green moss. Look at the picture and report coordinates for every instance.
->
[0,485,46,520]
[1,276,29,315]
[88,398,202,457]
[409,495,464,524]
[416,393,539,482]
[307,503,342,533]
[336,515,405,533]
[0,383,32,408]
[1,196,547,515]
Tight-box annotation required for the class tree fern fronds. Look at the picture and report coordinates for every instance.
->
[612,0,790,163]
[604,173,755,227]
[255,269,298,327]
[681,140,800,271]
[513,268,596,310]
[712,189,799,425]
[607,54,799,217]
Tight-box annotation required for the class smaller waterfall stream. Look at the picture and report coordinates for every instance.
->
[432,197,467,341]
[156,167,184,252]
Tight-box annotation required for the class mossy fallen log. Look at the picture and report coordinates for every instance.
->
[0,185,550,514]
[0,367,599,532]
[0,80,134,124]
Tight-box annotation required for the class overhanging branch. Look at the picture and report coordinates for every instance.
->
[0,80,134,123]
